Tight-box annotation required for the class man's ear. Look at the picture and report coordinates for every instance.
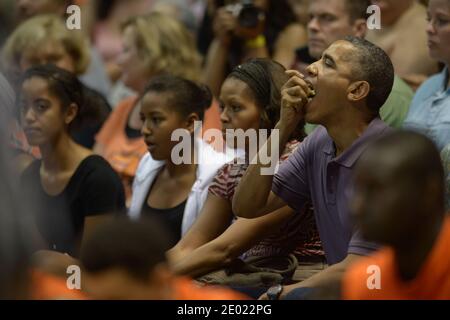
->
[352,18,368,38]
[347,81,370,103]
[65,103,78,126]
[184,112,200,135]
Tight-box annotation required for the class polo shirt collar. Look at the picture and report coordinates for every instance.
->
[323,117,390,168]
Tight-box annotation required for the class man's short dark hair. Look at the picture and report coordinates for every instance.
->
[80,217,172,281]
[345,0,372,22]
[343,36,395,115]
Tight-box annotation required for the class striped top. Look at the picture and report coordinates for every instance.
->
[208,140,324,261]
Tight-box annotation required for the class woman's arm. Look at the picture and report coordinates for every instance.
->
[168,194,234,263]
[272,23,307,68]
[171,206,295,278]
[202,8,236,97]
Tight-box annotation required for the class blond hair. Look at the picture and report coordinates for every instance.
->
[1,14,90,85]
[122,12,201,82]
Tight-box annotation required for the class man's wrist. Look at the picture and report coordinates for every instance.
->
[267,284,283,300]
[275,121,293,146]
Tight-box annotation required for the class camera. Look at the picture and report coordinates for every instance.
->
[225,0,265,31]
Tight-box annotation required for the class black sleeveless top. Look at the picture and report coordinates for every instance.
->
[141,183,186,246]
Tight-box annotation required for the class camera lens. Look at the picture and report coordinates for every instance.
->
[238,4,264,29]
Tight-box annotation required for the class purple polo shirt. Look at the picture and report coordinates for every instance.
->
[272,118,391,265]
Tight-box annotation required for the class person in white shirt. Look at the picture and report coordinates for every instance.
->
[128,75,232,245]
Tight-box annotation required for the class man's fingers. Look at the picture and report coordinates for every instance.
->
[283,76,311,96]
[285,86,308,100]
[285,69,305,78]
[282,96,305,113]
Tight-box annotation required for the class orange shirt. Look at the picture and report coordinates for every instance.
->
[174,278,249,300]
[32,270,86,300]
[343,216,450,300]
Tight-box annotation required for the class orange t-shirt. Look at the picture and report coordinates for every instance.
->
[173,278,249,300]
[31,270,86,300]
[343,216,450,300]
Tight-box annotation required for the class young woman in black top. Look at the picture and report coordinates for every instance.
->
[18,65,125,257]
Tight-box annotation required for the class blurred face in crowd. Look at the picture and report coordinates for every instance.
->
[83,266,173,300]
[304,40,364,126]
[17,0,67,20]
[289,0,310,25]
[426,0,450,65]
[19,41,76,75]
[371,0,414,27]
[19,77,76,146]
[117,26,152,93]
[307,0,366,59]
[218,78,262,148]
[351,150,430,247]
[140,91,198,161]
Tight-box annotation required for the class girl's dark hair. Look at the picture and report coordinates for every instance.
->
[227,58,305,139]
[17,64,109,136]
[142,75,212,121]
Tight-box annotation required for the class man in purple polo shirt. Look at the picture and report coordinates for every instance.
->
[233,36,394,299]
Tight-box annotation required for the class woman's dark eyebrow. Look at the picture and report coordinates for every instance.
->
[33,97,50,104]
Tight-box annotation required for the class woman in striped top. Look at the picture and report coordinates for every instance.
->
[168,59,323,281]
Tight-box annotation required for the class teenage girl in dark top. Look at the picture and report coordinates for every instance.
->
[18,65,125,257]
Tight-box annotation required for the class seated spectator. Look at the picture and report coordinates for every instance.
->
[169,59,323,288]
[343,131,450,300]
[128,75,231,245]
[201,0,307,96]
[92,0,154,83]
[232,37,394,299]
[0,68,88,300]
[2,14,111,150]
[93,13,213,205]
[18,65,125,258]
[367,0,439,89]
[403,0,450,152]
[292,0,413,134]
[80,217,248,300]
[14,0,112,97]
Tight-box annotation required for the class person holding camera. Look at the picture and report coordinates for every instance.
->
[202,0,307,97]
